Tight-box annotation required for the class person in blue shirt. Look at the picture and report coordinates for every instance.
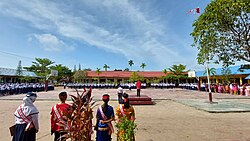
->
[95,94,115,141]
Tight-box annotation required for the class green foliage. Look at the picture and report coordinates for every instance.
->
[191,0,250,67]
[115,116,137,141]
[129,72,143,82]
[162,69,168,76]
[16,60,23,76]
[140,63,146,71]
[168,64,187,83]
[103,64,110,71]
[95,68,101,83]
[221,67,232,84]
[124,68,130,71]
[168,64,186,75]
[96,68,101,75]
[203,67,217,77]
[50,64,71,82]
[24,58,54,77]
[73,70,87,83]
[128,60,134,70]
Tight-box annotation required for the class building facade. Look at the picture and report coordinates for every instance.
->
[0,67,40,83]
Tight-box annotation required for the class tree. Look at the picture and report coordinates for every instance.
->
[168,64,186,75]
[203,68,216,76]
[191,0,250,67]
[140,63,146,71]
[129,71,143,82]
[128,60,134,71]
[221,67,232,84]
[162,69,167,75]
[124,68,130,71]
[73,70,87,83]
[16,60,23,76]
[203,67,217,83]
[96,68,101,83]
[24,58,54,77]
[162,69,168,83]
[103,64,110,71]
[168,64,187,83]
[50,64,71,82]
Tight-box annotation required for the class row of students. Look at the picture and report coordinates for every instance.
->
[67,82,147,90]
[0,83,54,96]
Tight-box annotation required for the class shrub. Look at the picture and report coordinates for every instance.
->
[59,88,96,141]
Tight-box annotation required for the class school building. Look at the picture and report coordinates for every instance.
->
[78,70,190,83]
[193,65,250,85]
[0,67,40,83]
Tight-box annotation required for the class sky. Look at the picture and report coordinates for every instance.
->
[0,0,215,71]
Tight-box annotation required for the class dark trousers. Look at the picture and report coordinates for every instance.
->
[12,124,36,141]
[118,93,123,104]
[54,131,67,141]
[137,89,141,97]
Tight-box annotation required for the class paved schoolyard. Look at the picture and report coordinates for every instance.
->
[2,87,250,141]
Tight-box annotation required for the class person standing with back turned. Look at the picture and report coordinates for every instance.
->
[95,94,115,141]
[117,85,123,104]
[12,92,39,141]
[50,92,71,141]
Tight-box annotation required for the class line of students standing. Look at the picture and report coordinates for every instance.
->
[12,90,135,141]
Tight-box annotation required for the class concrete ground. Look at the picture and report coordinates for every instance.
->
[2,87,250,141]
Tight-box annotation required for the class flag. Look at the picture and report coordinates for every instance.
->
[187,7,200,14]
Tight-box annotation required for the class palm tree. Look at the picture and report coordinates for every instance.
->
[168,64,187,83]
[128,60,134,71]
[203,67,216,82]
[140,63,146,71]
[103,64,110,71]
[96,68,101,83]
[162,69,168,83]
[163,69,168,76]
[124,68,130,71]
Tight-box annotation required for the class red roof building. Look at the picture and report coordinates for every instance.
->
[79,70,188,83]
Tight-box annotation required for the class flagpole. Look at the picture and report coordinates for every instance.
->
[205,59,212,103]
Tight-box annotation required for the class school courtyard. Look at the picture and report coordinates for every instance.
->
[2,87,250,141]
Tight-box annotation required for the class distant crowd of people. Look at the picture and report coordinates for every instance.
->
[0,83,54,96]
[66,82,180,89]
[66,82,147,90]
[179,82,250,96]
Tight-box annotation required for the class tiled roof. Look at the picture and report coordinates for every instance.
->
[86,71,172,78]
[195,66,250,77]
[0,67,38,77]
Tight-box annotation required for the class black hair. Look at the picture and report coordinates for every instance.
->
[122,93,130,108]
[122,93,129,98]
[59,92,67,101]
[59,91,67,96]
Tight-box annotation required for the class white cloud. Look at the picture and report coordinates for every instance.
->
[0,0,194,69]
[33,34,75,52]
